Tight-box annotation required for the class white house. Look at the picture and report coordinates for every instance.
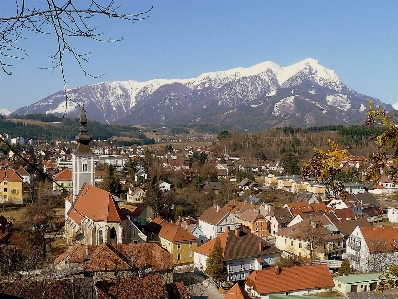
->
[346,226,398,272]
[198,205,241,240]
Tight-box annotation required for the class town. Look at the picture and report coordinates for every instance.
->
[0,108,397,299]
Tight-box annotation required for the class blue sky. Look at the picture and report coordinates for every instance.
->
[1,0,398,111]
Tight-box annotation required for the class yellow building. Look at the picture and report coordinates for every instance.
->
[158,222,198,265]
[53,168,73,192]
[275,218,344,260]
[0,169,24,204]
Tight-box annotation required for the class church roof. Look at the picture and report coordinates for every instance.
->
[68,184,127,223]
[54,168,72,181]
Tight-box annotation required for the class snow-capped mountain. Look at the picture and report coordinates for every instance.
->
[0,109,13,116]
[13,58,391,130]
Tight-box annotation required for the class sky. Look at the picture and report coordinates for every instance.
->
[1,0,398,111]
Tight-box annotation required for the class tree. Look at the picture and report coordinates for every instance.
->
[281,152,300,175]
[100,164,122,197]
[204,238,227,283]
[338,258,351,276]
[377,264,398,292]
[365,100,398,183]
[302,140,350,198]
[144,179,175,221]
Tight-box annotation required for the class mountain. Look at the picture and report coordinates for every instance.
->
[13,58,392,130]
[0,109,13,116]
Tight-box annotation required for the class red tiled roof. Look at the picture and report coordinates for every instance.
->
[246,264,334,295]
[67,184,126,223]
[96,274,168,299]
[0,169,22,183]
[158,222,197,242]
[55,243,174,272]
[54,168,72,181]
[361,226,398,253]
[225,283,250,299]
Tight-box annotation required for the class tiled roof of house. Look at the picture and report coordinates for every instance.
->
[355,192,380,207]
[239,210,264,223]
[0,278,95,299]
[285,202,326,216]
[332,208,356,221]
[54,242,174,271]
[199,206,230,225]
[16,166,30,177]
[225,283,250,299]
[361,226,398,253]
[96,274,168,299]
[268,208,293,224]
[53,168,72,181]
[158,222,197,242]
[327,214,371,237]
[195,227,279,260]
[83,243,131,272]
[67,183,127,223]
[246,264,334,295]
[0,169,22,183]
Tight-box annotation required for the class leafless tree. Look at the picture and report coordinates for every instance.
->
[1,0,152,107]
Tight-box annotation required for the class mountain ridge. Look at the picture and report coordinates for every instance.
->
[12,58,393,130]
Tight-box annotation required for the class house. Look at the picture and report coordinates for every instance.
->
[53,168,73,192]
[134,169,147,183]
[295,191,318,204]
[245,264,334,299]
[284,202,326,217]
[238,209,268,239]
[53,242,174,283]
[15,166,32,184]
[159,181,172,192]
[266,207,293,235]
[275,216,345,260]
[120,204,153,227]
[333,272,382,294]
[198,205,241,240]
[156,220,198,265]
[126,187,146,204]
[387,207,398,223]
[0,169,24,204]
[194,227,280,282]
[346,226,398,272]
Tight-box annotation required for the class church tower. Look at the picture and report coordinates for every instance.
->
[72,107,95,197]
[65,107,96,218]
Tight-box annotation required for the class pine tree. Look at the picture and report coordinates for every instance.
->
[204,238,227,283]
[338,258,351,276]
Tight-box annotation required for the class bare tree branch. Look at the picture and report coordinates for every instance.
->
[1,1,152,112]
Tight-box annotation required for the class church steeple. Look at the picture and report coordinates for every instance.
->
[75,106,93,156]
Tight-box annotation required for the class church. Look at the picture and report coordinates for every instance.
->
[64,108,146,246]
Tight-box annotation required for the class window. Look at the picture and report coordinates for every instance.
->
[189,252,193,258]
[240,263,244,270]
[177,254,181,260]
[3,195,7,200]
[228,265,232,272]
[3,182,7,185]
[177,243,181,250]
[291,240,293,246]
[189,241,193,248]
[299,243,302,248]
[4,188,7,193]
[98,230,103,244]
[110,228,117,239]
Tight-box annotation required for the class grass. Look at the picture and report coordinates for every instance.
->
[306,290,344,297]
[0,205,28,225]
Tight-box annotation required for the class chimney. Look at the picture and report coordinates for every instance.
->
[216,205,220,212]
[274,266,281,275]
[235,226,241,237]
[259,241,264,252]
